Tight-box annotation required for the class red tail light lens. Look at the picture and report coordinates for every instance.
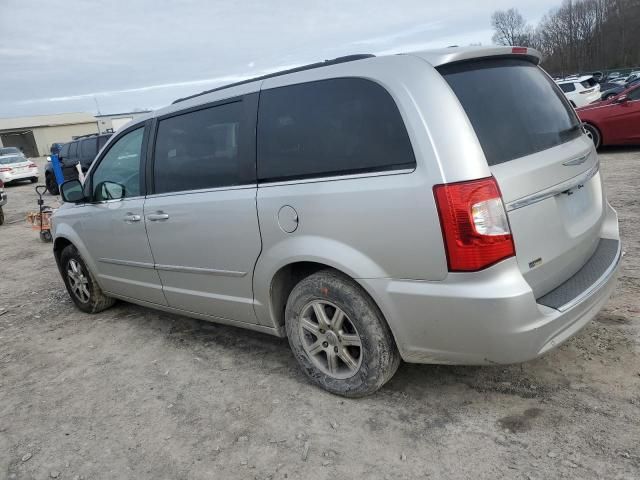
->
[0,167,12,172]
[28,162,37,168]
[512,47,528,54]
[434,177,515,272]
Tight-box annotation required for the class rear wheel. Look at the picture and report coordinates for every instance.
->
[46,173,59,195]
[583,123,602,149]
[60,245,115,313]
[285,269,400,397]
[0,207,4,225]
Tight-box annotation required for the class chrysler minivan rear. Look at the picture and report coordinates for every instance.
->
[361,48,620,365]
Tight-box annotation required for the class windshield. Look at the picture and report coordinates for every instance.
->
[0,155,26,165]
[439,58,582,166]
[0,147,21,156]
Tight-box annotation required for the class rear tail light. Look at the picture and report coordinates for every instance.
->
[433,177,515,272]
[0,167,12,172]
[28,162,37,168]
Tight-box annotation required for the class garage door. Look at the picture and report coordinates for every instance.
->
[111,117,133,131]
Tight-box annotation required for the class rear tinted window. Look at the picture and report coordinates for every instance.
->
[153,100,254,194]
[98,135,110,149]
[80,137,97,159]
[257,78,415,182]
[440,59,581,166]
[581,78,597,88]
[559,82,576,93]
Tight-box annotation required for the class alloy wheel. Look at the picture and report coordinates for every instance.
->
[299,300,363,379]
[67,259,90,303]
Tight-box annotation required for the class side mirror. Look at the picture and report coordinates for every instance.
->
[616,95,629,104]
[60,179,86,203]
[95,181,125,201]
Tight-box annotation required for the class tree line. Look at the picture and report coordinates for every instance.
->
[491,0,640,76]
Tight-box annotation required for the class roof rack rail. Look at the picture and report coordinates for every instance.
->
[172,54,375,104]
[71,132,101,140]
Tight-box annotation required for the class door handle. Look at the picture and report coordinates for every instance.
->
[147,212,170,221]
[123,213,141,222]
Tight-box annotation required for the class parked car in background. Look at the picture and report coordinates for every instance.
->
[0,179,6,225]
[0,146,25,158]
[52,46,620,397]
[45,133,111,194]
[0,155,38,184]
[578,83,640,148]
[600,77,640,100]
[556,76,600,107]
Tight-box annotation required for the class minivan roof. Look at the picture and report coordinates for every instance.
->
[170,46,541,105]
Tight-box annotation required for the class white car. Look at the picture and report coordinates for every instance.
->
[0,146,25,158]
[0,155,39,184]
[556,76,601,108]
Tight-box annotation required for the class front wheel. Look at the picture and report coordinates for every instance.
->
[60,245,115,313]
[583,123,602,149]
[46,174,59,195]
[285,269,400,397]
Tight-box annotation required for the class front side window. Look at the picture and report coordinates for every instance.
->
[628,86,640,100]
[257,78,416,182]
[59,143,70,158]
[91,127,144,201]
[68,142,78,159]
[153,101,253,194]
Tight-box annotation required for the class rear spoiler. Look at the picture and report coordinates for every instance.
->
[408,46,542,68]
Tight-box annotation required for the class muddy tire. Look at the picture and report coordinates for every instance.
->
[285,269,400,397]
[60,245,115,314]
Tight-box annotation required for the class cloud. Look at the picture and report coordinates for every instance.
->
[0,0,560,117]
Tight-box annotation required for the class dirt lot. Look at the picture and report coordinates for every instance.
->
[0,152,639,480]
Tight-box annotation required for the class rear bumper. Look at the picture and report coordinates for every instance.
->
[0,169,38,183]
[361,236,621,366]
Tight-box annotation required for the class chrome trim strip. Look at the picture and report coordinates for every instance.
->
[556,240,622,312]
[258,168,415,188]
[506,160,600,212]
[154,264,247,277]
[98,258,155,269]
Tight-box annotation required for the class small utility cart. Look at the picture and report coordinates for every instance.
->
[0,179,6,225]
[26,185,54,242]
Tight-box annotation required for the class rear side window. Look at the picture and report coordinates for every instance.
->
[440,59,581,166]
[559,83,576,93]
[68,142,78,159]
[581,78,597,88]
[257,78,415,182]
[98,135,110,149]
[80,137,97,159]
[153,100,254,194]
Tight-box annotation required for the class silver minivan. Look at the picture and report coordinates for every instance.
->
[53,46,621,397]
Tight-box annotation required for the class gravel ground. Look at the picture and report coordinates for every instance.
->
[0,151,639,480]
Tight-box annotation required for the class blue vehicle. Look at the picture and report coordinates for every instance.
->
[45,133,111,194]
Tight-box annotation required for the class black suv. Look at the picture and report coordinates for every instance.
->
[45,133,111,194]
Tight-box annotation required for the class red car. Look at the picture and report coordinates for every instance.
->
[577,83,640,148]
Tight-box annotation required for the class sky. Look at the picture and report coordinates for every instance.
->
[0,0,559,118]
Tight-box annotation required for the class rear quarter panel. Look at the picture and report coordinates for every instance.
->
[252,54,493,328]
